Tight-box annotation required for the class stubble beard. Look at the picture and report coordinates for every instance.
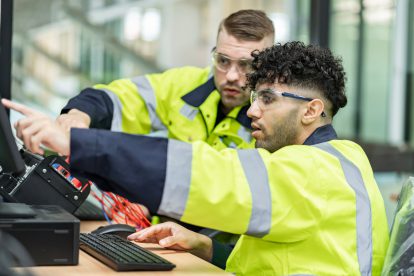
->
[255,108,300,153]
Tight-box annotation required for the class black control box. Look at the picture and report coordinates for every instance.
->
[0,150,90,213]
[0,204,80,265]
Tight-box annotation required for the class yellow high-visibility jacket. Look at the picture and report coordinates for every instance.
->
[70,125,389,275]
[63,66,254,150]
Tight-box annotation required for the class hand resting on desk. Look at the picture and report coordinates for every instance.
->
[128,221,213,262]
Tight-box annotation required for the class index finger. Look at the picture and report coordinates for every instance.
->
[1,98,38,116]
[128,224,165,241]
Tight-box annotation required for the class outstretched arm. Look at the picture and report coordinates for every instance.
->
[56,109,91,131]
[128,222,213,262]
[60,87,115,130]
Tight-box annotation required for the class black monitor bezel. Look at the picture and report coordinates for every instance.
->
[0,0,13,101]
[0,0,24,175]
[0,102,25,175]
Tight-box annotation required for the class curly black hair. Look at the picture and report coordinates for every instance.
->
[246,41,347,116]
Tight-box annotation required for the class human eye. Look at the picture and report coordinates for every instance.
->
[217,55,230,66]
[258,90,277,105]
[238,60,252,72]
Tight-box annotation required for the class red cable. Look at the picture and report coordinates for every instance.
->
[64,156,151,229]
[91,188,151,229]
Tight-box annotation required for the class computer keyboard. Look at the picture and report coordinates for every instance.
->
[79,233,176,271]
[74,200,106,220]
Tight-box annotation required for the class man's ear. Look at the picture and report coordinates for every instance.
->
[302,99,325,125]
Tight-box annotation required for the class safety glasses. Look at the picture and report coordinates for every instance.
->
[250,88,326,117]
[211,48,252,74]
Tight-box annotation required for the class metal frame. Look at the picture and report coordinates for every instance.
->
[354,0,365,139]
[0,0,13,102]
[388,0,410,144]
[405,0,413,143]
[310,0,331,48]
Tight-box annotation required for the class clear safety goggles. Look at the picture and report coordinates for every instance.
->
[250,88,326,117]
[211,49,253,74]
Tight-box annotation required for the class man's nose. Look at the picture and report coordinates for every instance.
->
[225,64,241,82]
[247,100,261,119]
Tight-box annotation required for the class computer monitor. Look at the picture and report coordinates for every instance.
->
[0,102,25,175]
[0,0,23,175]
[0,0,13,101]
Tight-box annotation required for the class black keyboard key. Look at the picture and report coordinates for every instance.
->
[79,233,176,271]
[74,200,106,220]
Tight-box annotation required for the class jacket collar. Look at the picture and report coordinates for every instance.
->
[236,105,252,130]
[181,77,216,107]
[181,77,252,129]
[303,124,338,145]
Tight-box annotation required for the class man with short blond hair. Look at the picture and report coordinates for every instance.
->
[57,9,274,151]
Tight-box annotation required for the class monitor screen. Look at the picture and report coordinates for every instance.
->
[0,0,13,100]
[0,102,25,175]
[0,0,23,175]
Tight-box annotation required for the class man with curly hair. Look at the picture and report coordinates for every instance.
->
[4,42,389,275]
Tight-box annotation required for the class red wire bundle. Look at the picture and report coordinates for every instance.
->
[91,189,152,230]
[64,157,151,230]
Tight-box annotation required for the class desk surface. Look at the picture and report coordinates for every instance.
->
[21,221,231,276]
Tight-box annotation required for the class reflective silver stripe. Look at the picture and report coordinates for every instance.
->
[157,139,193,219]
[313,142,372,276]
[180,103,199,120]
[101,88,123,131]
[237,126,253,143]
[131,76,167,132]
[146,129,169,138]
[237,149,271,237]
[228,142,237,148]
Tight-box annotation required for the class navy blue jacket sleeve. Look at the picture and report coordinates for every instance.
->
[61,88,114,129]
[69,128,168,213]
[211,239,233,269]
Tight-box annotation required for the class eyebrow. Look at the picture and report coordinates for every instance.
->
[215,51,252,61]
[260,89,278,96]
[261,88,274,93]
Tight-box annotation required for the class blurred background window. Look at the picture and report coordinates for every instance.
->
[3,0,414,227]
[10,0,308,115]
